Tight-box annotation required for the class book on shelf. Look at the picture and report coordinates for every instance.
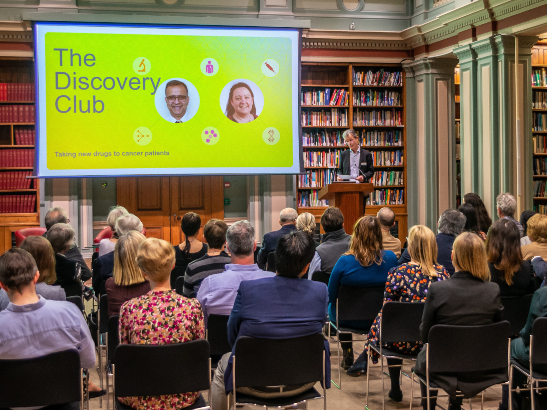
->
[353,108,402,126]
[302,130,344,147]
[301,88,350,106]
[534,180,547,197]
[0,83,35,102]
[353,69,402,86]
[301,108,347,127]
[0,194,36,213]
[366,189,404,205]
[456,144,461,160]
[0,149,35,167]
[0,171,33,190]
[299,169,336,188]
[353,90,401,107]
[0,105,35,123]
[534,135,547,153]
[303,149,340,168]
[371,150,403,166]
[372,171,403,186]
[14,127,36,145]
[362,130,402,146]
[298,190,328,207]
[455,122,461,140]
[534,112,547,132]
[534,157,547,175]
[532,68,547,87]
[533,91,547,109]
[534,204,547,215]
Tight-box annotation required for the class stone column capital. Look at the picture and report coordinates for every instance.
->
[403,57,459,78]
[453,44,476,64]
[494,35,539,57]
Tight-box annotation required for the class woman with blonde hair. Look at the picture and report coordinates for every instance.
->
[521,213,547,260]
[347,225,449,397]
[105,231,150,318]
[99,205,128,257]
[328,215,398,372]
[415,232,503,410]
[119,238,205,410]
[296,212,319,247]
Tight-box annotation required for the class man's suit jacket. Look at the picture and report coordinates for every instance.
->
[257,224,296,269]
[338,148,374,182]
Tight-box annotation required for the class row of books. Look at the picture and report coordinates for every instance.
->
[533,204,547,215]
[533,180,547,197]
[302,131,344,147]
[0,171,34,190]
[362,130,403,146]
[533,90,547,109]
[533,112,547,132]
[0,83,35,102]
[298,190,328,207]
[301,109,348,127]
[353,70,403,86]
[456,122,460,140]
[298,169,336,188]
[300,89,348,106]
[372,171,403,186]
[532,68,547,87]
[303,150,340,168]
[0,195,36,213]
[353,90,401,107]
[14,127,36,145]
[533,135,547,154]
[366,189,404,205]
[533,157,547,175]
[353,109,403,127]
[0,149,35,167]
[0,105,35,123]
[372,150,403,166]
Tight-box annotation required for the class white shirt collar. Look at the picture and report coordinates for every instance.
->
[167,112,190,123]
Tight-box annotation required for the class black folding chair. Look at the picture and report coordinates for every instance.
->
[502,295,534,337]
[510,317,547,410]
[97,293,108,408]
[367,301,426,409]
[105,315,120,410]
[113,340,211,410]
[231,334,326,409]
[175,276,184,296]
[67,295,86,314]
[329,285,384,387]
[266,252,276,273]
[311,270,330,286]
[0,349,86,410]
[411,321,511,410]
[206,314,231,368]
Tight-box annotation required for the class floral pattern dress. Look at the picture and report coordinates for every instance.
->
[119,290,205,410]
[367,263,449,361]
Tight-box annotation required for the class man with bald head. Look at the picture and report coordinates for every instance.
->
[377,207,401,258]
[257,208,298,269]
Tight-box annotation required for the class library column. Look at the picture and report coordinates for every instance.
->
[403,58,458,230]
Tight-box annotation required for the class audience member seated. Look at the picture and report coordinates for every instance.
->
[99,205,128,257]
[416,232,504,410]
[257,207,297,269]
[309,207,351,278]
[211,230,330,409]
[183,219,231,298]
[347,225,449,391]
[463,192,492,234]
[296,212,319,247]
[521,214,547,261]
[377,207,401,258]
[119,238,204,409]
[171,212,207,289]
[20,235,66,301]
[0,248,102,405]
[47,223,83,298]
[43,207,91,281]
[519,210,536,247]
[0,288,8,311]
[486,219,538,297]
[497,193,524,237]
[328,216,398,371]
[197,220,274,326]
[105,231,150,318]
[93,213,143,292]
[458,202,487,240]
[399,209,466,276]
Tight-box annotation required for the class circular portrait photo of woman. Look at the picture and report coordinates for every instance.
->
[220,79,264,124]
[155,78,200,123]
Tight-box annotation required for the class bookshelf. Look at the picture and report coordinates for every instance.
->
[299,63,407,239]
[532,44,547,214]
[455,66,461,207]
[0,59,39,251]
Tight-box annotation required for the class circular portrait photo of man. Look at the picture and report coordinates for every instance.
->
[220,79,264,124]
[155,78,200,123]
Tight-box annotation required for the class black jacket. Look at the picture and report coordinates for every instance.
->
[337,148,374,181]
[257,224,296,269]
[54,253,82,298]
[92,251,115,294]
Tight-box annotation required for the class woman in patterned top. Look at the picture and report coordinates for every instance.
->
[119,238,205,410]
[347,225,449,403]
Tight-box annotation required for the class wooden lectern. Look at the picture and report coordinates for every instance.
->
[318,183,374,235]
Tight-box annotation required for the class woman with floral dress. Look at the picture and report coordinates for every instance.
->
[119,238,205,410]
[347,225,450,403]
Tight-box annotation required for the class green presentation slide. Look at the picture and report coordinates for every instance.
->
[35,24,301,177]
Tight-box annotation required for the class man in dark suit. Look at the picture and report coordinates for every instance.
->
[256,207,297,269]
[210,230,329,409]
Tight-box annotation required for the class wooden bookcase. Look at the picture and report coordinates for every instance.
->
[0,59,39,251]
[532,44,547,214]
[298,63,407,239]
[455,66,461,207]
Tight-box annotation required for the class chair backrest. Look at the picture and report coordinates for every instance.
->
[531,317,547,366]
[94,227,113,245]
[207,314,231,356]
[427,321,510,374]
[501,295,534,336]
[380,302,425,344]
[233,334,324,389]
[0,349,81,408]
[99,294,109,334]
[311,270,330,286]
[15,227,47,248]
[114,340,210,397]
[266,252,276,273]
[337,285,385,322]
[175,276,184,296]
[66,295,85,312]
[107,315,120,363]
